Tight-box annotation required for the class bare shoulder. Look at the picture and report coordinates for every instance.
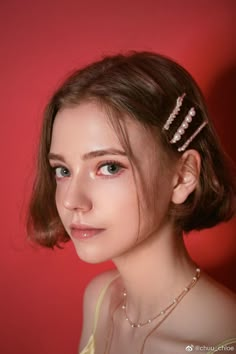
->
[79,269,119,352]
[176,272,236,344]
[156,273,236,353]
[198,273,236,315]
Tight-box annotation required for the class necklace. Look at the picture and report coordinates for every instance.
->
[121,267,200,328]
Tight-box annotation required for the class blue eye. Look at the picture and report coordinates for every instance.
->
[98,161,123,176]
[54,166,70,179]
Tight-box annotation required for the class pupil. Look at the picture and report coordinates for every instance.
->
[108,164,117,173]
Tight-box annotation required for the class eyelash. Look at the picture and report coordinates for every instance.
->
[50,160,126,180]
[97,160,125,177]
[51,165,70,180]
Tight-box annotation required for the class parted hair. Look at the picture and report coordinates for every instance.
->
[27,51,236,248]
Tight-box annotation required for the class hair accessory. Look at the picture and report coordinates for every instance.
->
[177,121,207,152]
[122,268,200,328]
[170,107,196,144]
[163,93,186,130]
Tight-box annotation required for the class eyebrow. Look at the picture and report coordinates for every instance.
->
[48,148,127,162]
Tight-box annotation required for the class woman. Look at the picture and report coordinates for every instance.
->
[28,52,236,353]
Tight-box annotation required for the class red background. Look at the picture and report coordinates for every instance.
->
[0,1,235,353]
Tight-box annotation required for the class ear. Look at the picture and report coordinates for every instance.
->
[171,150,201,205]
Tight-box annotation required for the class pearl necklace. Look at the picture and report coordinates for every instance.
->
[122,268,200,328]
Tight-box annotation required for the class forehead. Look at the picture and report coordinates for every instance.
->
[50,102,159,161]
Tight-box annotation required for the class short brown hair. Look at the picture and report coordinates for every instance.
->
[27,51,236,248]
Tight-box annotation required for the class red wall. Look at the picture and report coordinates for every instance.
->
[0,1,235,353]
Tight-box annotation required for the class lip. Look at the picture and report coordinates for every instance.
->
[70,224,105,240]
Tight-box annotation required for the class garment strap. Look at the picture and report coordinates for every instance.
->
[92,273,120,334]
[206,337,236,354]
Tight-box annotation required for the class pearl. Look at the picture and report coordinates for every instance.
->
[173,133,181,141]
[182,122,188,129]
[178,128,184,135]
[189,108,196,116]
[186,115,192,123]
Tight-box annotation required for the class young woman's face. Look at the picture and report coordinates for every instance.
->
[49,101,175,263]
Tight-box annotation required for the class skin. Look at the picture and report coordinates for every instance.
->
[49,101,236,354]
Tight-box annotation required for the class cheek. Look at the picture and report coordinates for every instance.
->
[55,187,61,210]
[99,178,138,214]
[54,186,66,222]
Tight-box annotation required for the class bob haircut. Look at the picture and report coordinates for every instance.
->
[27,51,236,248]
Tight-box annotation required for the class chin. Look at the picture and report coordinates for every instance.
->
[73,245,110,264]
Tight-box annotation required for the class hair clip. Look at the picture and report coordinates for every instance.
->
[177,121,207,152]
[163,93,186,130]
[170,107,196,144]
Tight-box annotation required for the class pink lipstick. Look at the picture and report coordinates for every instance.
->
[70,224,105,240]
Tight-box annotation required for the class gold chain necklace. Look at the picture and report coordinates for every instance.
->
[122,267,200,328]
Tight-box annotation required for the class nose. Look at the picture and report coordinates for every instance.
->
[63,175,93,212]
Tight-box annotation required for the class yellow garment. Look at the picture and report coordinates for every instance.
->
[80,274,120,354]
[80,334,95,354]
[80,275,236,354]
[206,337,236,354]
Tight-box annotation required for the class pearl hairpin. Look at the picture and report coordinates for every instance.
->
[163,93,186,131]
[162,93,208,152]
[170,107,196,144]
[177,121,208,152]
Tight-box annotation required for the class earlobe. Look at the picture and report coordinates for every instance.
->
[171,150,201,205]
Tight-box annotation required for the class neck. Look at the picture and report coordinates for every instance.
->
[112,224,197,323]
